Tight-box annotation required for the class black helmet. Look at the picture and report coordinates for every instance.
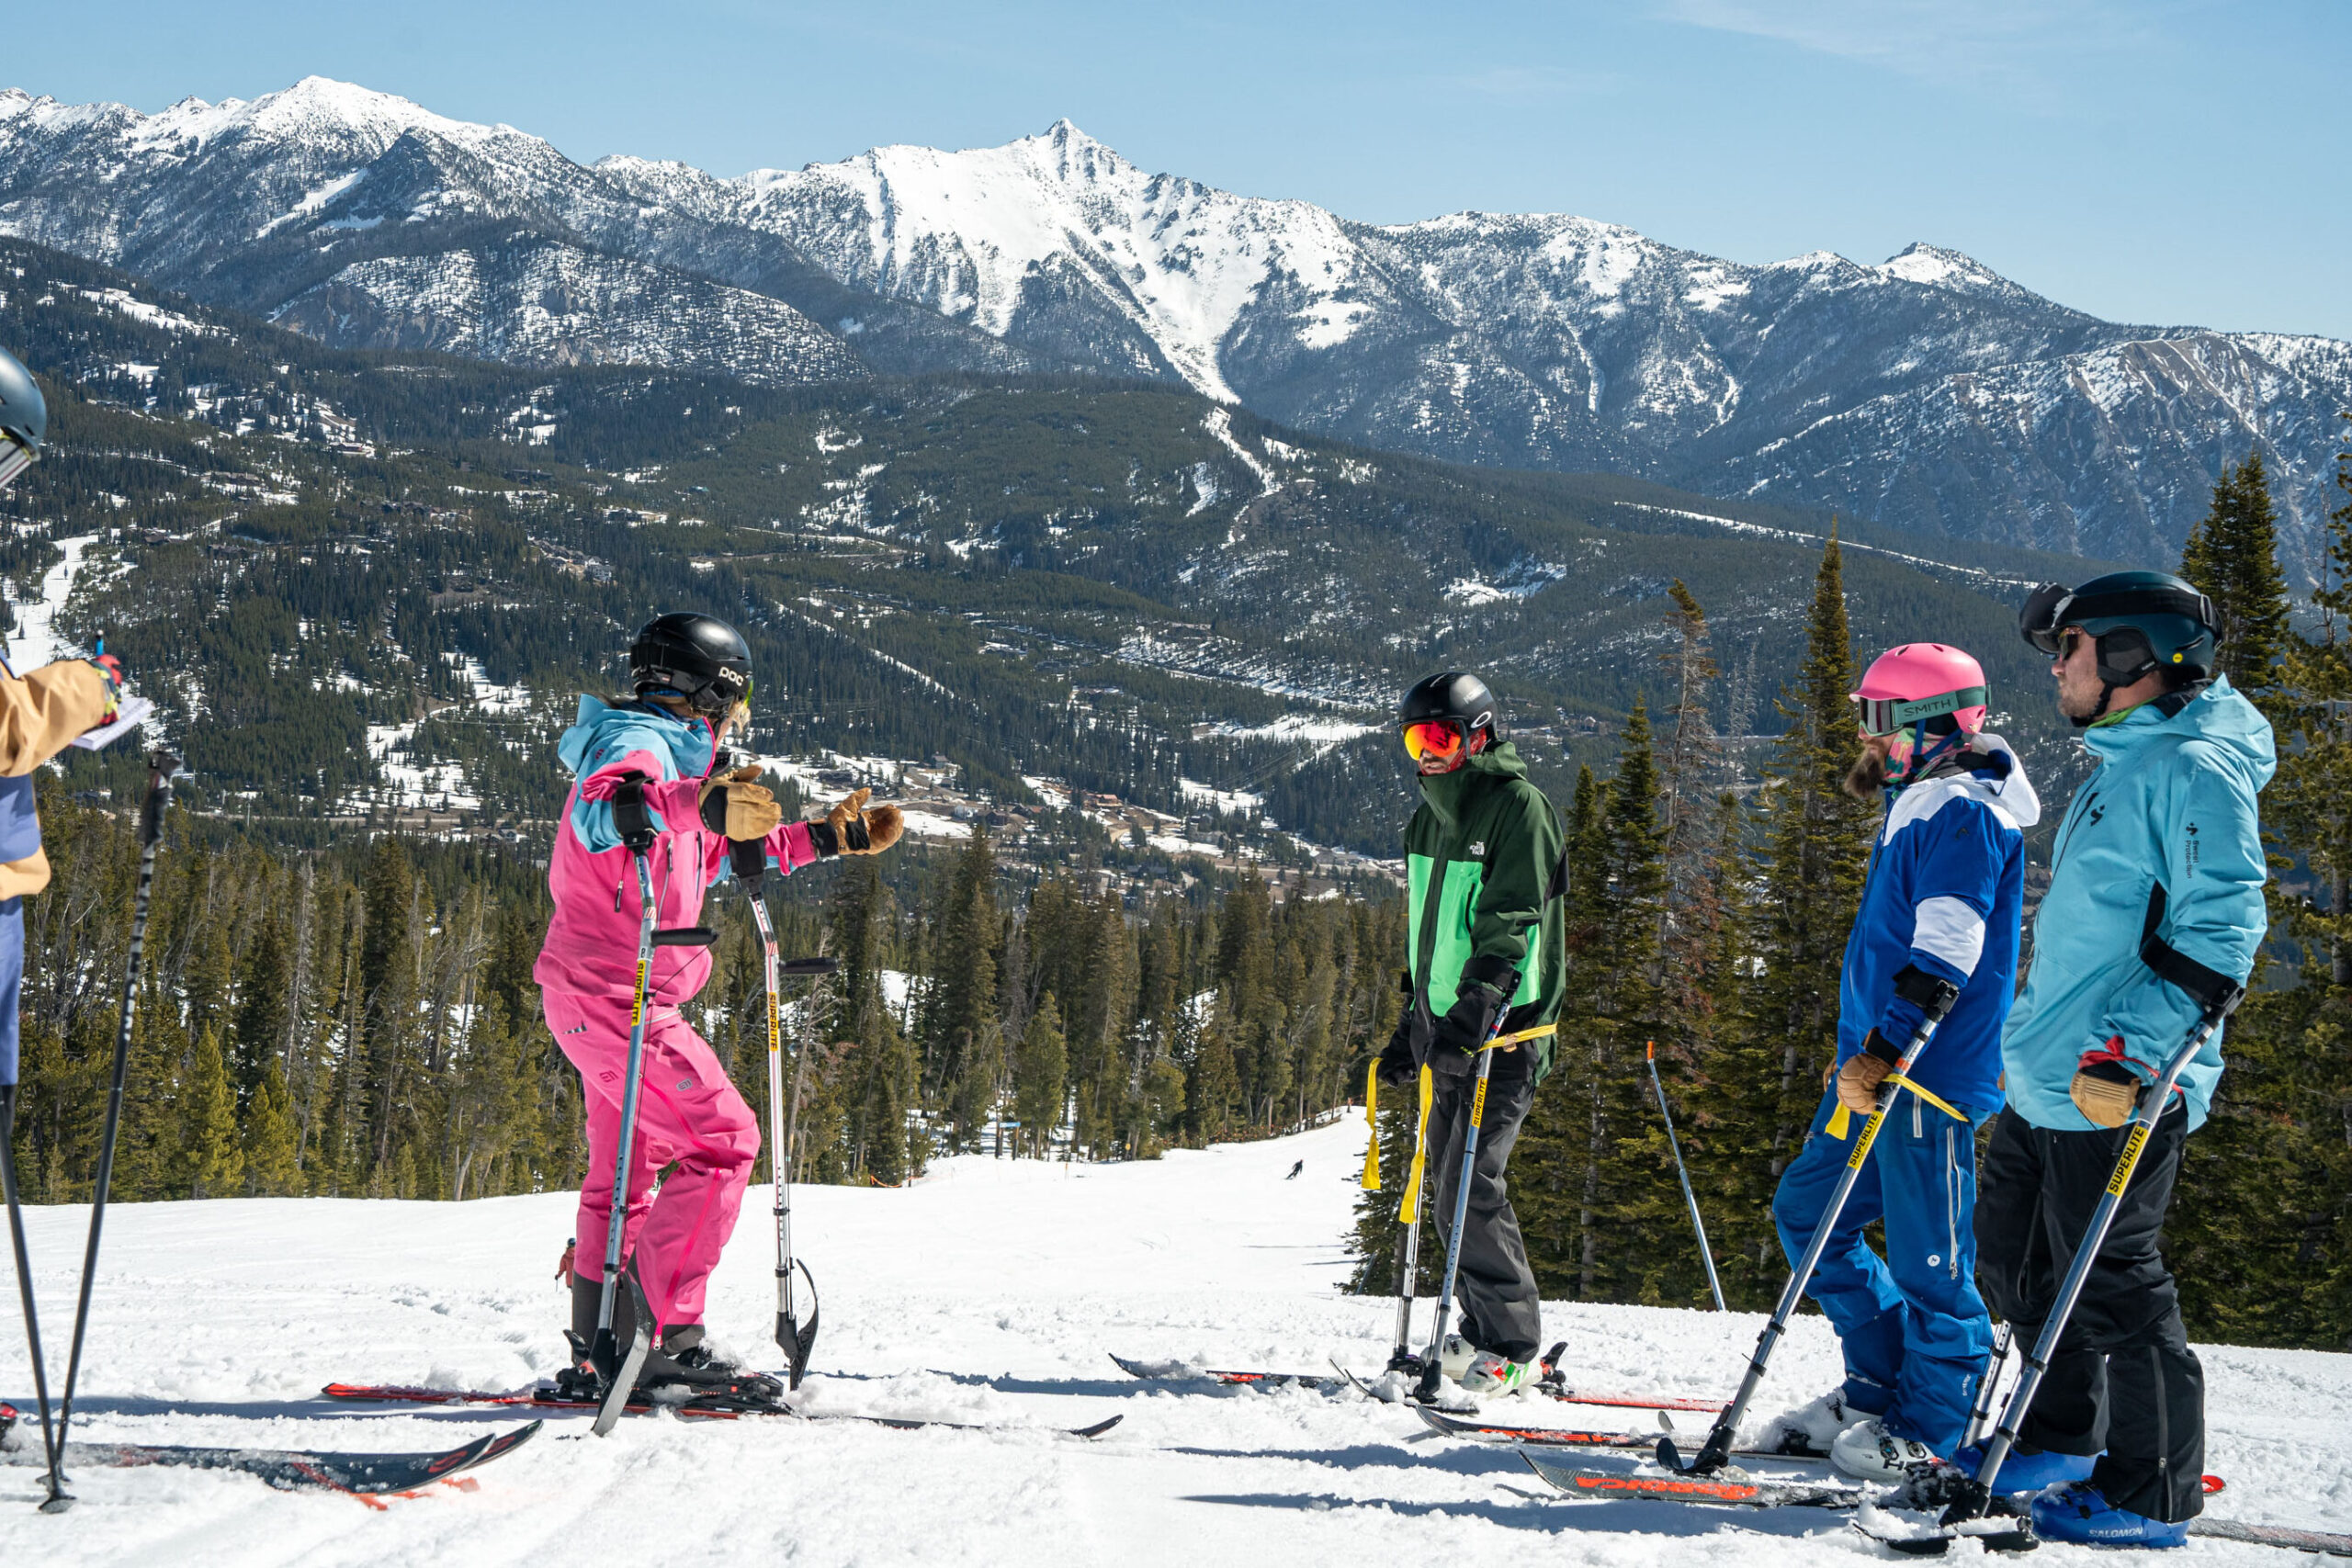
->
[1399,671,1501,740]
[629,612,752,717]
[0,346,45,492]
[2018,571,2221,689]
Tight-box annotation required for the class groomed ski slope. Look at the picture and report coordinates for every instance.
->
[5,1117,2346,1564]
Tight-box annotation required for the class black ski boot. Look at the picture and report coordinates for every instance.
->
[564,1272,781,1407]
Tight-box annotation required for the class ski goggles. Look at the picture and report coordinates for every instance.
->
[0,434,32,492]
[1401,719,1469,763]
[1850,685,1984,737]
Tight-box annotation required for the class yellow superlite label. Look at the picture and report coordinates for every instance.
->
[2107,1124,2153,1197]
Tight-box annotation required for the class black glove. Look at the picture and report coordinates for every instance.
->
[1430,955,1515,1077]
[1376,1020,1417,1089]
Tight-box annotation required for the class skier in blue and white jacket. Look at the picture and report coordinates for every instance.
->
[1767,642,2040,1482]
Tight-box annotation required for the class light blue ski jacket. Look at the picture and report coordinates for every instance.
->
[2000,675,2274,1132]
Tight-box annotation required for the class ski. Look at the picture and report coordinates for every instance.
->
[321,1382,1122,1438]
[2187,1519,2352,1557]
[1108,1354,1333,1389]
[0,1402,537,1503]
[1521,1448,1862,1508]
[1411,1402,1827,1459]
[1119,1346,1724,1414]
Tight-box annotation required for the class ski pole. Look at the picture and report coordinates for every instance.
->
[3,1082,62,1505]
[1414,981,1521,1403]
[1646,1039,1724,1312]
[1662,971,1958,1474]
[591,781,714,1436]
[1942,988,2240,1531]
[43,749,175,1512]
[1962,1321,2013,1450]
[1385,1066,1432,1374]
[729,835,834,1390]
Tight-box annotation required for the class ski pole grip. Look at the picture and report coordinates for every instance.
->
[779,957,839,976]
[1893,964,1960,1022]
[138,750,179,844]
[652,927,718,947]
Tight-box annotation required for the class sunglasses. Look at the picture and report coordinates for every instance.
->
[1402,720,1465,762]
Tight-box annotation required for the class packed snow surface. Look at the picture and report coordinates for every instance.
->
[5,1119,2346,1563]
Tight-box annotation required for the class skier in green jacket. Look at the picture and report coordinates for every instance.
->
[1376,672,1566,1396]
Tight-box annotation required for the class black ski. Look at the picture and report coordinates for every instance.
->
[322,1382,1122,1438]
[0,1403,537,1501]
[1108,1353,1331,1389]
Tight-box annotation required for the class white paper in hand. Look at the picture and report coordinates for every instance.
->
[71,694,154,750]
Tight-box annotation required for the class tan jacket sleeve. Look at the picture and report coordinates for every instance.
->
[0,659,113,778]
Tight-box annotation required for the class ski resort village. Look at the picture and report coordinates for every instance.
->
[0,12,2349,1566]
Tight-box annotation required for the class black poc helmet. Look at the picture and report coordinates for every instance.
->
[629,612,752,717]
[0,345,46,492]
[2018,571,2220,686]
[1398,671,1501,743]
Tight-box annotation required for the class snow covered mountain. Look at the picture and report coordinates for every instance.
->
[5,77,2347,566]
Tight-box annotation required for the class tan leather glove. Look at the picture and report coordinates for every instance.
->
[1837,1052,1892,1114]
[2070,1062,2143,1129]
[819,787,904,856]
[699,764,781,841]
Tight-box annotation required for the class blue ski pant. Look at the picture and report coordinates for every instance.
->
[1772,1083,1994,1455]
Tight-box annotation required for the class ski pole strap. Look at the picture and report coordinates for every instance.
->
[1825,1072,1964,1141]
[1363,1061,1383,1190]
[1479,1021,1557,1053]
[1400,1066,1434,1224]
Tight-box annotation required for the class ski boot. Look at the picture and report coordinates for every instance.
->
[1756,1385,1865,1457]
[1460,1350,1532,1399]
[1952,1439,2098,1494]
[2030,1482,2189,1548]
[1830,1417,1941,1481]
[638,1325,785,1404]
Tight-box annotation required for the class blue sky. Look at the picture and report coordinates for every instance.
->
[14,1,2346,338]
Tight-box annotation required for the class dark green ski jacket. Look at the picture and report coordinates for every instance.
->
[1401,741,1567,1084]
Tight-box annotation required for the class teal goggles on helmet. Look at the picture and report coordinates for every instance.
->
[1852,685,1986,738]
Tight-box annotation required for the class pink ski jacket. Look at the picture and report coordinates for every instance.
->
[534,695,820,1003]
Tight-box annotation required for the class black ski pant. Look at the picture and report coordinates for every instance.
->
[1974,1104,2203,1523]
[1426,1066,1542,1363]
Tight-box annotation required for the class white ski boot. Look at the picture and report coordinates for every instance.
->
[1460,1350,1532,1398]
[1756,1386,1859,1456]
[1438,1334,1476,1382]
[1831,1417,1941,1481]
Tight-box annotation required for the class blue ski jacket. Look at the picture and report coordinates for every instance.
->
[1838,735,2041,1115]
[2001,675,2273,1133]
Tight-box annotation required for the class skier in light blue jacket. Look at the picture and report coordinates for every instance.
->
[1975,571,2272,1549]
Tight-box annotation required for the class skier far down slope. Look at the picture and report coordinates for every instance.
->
[1982,573,2271,1548]
[1763,642,2037,1481]
[1377,672,1565,1398]
[534,613,903,1400]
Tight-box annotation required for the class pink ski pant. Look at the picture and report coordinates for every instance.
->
[546,989,759,1331]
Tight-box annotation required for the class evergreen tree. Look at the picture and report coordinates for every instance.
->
[233,907,293,1111]
[1014,992,1069,1158]
[2181,446,2293,709]
[242,1060,304,1196]
[924,826,1001,1148]
[182,1026,243,1200]
[1704,528,1873,1303]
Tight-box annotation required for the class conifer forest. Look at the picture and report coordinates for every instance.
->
[4,239,2348,1356]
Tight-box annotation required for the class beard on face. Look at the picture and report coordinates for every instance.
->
[1843,745,1887,799]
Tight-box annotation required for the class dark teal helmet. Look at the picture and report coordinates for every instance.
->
[0,345,43,492]
[2018,570,2221,691]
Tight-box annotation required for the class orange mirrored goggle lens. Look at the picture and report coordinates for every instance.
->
[1402,721,1464,761]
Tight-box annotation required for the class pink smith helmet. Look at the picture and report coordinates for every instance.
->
[1850,643,1989,741]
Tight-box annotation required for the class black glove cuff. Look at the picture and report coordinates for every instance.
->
[1892,964,1961,1021]
[807,820,840,857]
[699,787,729,834]
[1459,953,1518,998]
[2081,1059,2139,1086]
[840,813,871,852]
[1860,1029,1902,1068]
[1396,967,1415,996]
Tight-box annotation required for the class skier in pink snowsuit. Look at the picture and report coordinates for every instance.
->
[537,614,901,1395]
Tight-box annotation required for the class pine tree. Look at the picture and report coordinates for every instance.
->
[924,825,1000,1148]
[1517,763,1606,1295]
[1014,992,1068,1158]
[242,1059,304,1196]
[357,838,416,1181]
[1704,527,1873,1303]
[2181,446,2293,710]
[182,1026,243,1200]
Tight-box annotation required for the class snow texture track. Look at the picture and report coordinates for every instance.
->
[3,1118,2346,1563]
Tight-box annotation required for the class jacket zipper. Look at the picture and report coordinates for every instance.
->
[2049,784,2103,875]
